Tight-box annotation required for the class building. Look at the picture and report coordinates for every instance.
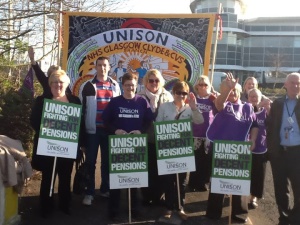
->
[190,0,300,86]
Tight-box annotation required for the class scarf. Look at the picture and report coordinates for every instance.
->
[145,88,162,112]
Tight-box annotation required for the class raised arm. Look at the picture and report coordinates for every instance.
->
[215,73,239,111]
[28,46,49,95]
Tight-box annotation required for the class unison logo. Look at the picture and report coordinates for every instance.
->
[47,141,68,153]
[165,161,187,169]
[219,180,241,191]
[117,175,140,184]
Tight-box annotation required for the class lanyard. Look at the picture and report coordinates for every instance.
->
[285,101,295,118]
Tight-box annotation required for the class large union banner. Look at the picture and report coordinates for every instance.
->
[211,140,252,196]
[62,12,215,94]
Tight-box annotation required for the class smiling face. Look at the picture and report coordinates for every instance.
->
[244,77,258,93]
[96,58,110,80]
[248,89,262,106]
[285,73,300,99]
[123,79,137,96]
[172,81,189,105]
[122,73,138,98]
[195,76,211,97]
[49,70,70,98]
[146,74,160,93]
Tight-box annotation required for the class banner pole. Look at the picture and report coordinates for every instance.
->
[49,157,57,197]
[128,188,132,224]
[176,173,182,211]
[57,1,63,66]
[210,3,223,85]
[229,194,232,225]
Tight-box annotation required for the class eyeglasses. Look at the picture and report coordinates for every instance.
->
[175,91,188,96]
[198,83,208,87]
[148,79,160,84]
[123,84,136,88]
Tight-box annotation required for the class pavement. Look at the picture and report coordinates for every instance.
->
[18,159,277,225]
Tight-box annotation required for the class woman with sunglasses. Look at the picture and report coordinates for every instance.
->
[156,80,204,220]
[138,69,173,206]
[189,75,218,192]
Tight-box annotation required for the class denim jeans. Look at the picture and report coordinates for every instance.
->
[85,127,109,195]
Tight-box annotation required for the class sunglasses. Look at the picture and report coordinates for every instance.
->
[148,79,160,84]
[52,81,65,85]
[198,83,208,87]
[175,91,188,96]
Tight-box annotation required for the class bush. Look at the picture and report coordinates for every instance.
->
[0,71,42,157]
[261,87,286,99]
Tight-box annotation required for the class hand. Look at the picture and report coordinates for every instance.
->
[80,146,86,153]
[129,130,141,134]
[250,140,256,151]
[220,72,239,93]
[258,98,272,112]
[188,92,197,110]
[115,129,127,135]
[28,46,36,64]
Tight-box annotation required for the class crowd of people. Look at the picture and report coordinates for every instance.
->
[28,47,300,225]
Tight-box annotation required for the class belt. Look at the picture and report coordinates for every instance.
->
[281,145,300,151]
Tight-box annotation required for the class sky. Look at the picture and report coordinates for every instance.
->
[117,0,300,19]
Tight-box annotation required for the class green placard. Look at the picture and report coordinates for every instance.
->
[39,99,82,142]
[212,140,252,180]
[109,134,148,174]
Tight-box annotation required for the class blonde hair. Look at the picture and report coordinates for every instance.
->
[194,75,211,93]
[48,70,70,86]
[47,65,60,77]
[243,77,258,92]
[142,69,165,87]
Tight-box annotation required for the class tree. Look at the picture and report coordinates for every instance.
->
[265,52,288,89]
[0,0,128,155]
[0,0,129,71]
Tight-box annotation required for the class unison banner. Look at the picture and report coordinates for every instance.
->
[37,99,82,159]
[211,140,252,196]
[154,119,195,175]
[62,12,215,95]
[109,134,148,189]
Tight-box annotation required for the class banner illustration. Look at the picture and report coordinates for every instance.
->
[62,12,215,95]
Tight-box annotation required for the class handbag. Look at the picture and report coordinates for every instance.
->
[73,150,89,195]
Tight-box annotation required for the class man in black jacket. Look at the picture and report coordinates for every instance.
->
[266,73,300,225]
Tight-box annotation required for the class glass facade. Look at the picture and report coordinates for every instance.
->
[190,0,300,82]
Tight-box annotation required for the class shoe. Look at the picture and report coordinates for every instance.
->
[82,195,94,206]
[231,215,248,223]
[163,210,172,219]
[178,210,188,220]
[249,196,258,209]
[99,191,110,198]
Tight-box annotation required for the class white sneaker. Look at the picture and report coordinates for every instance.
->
[99,191,110,198]
[82,195,94,206]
